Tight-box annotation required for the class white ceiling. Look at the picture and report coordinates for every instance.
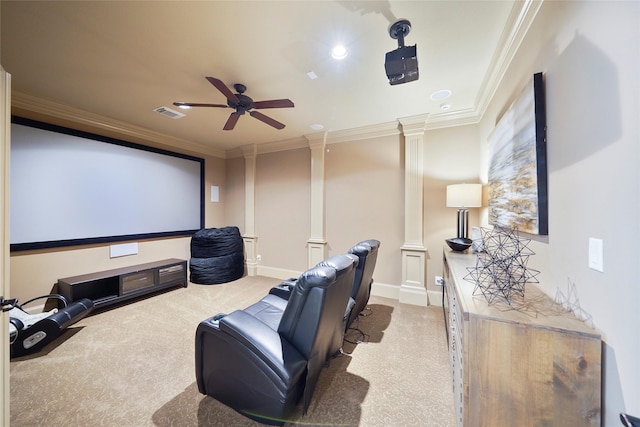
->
[1,1,527,155]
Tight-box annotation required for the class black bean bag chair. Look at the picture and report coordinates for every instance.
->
[190,253,245,284]
[191,226,243,258]
[190,227,245,284]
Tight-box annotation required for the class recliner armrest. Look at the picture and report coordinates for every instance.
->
[214,310,306,384]
[269,284,293,300]
[268,278,297,300]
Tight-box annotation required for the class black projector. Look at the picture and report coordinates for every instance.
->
[385,45,419,85]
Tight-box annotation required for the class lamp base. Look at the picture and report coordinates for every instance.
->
[446,237,473,252]
[456,208,469,239]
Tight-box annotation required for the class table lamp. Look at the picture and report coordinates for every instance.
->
[446,183,482,250]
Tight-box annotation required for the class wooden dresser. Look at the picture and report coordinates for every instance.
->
[443,249,601,426]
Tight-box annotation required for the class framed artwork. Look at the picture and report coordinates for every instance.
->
[488,72,548,235]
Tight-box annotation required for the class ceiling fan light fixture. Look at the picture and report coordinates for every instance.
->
[331,45,348,60]
[173,77,294,131]
[176,103,192,110]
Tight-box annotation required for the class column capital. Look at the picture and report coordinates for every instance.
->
[240,144,257,159]
[398,113,429,136]
[305,132,327,150]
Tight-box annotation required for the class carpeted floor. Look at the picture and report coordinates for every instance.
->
[10,275,456,426]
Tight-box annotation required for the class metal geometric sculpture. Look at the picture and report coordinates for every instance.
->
[464,226,540,305]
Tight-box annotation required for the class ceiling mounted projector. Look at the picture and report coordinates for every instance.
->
[384,19,419,85]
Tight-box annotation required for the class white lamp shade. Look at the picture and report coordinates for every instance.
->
[446,183,482,208]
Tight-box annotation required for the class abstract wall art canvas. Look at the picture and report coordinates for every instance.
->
[488,73,548,235]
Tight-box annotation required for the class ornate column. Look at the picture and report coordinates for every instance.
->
[398,114,429,306]
[241,144,258,276]
[305,132,327,267]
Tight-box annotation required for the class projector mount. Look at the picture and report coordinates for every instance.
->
[389,19,412,48]
[384,19,418,85]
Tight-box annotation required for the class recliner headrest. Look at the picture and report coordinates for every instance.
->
[316,253,359,272]
[348,239,380,258]
[295,265,337,292]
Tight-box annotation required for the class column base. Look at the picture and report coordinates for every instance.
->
[243,235,258,276]
[400,245,428,306]
[307,238,327,268]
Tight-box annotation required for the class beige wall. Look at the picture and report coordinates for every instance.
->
[204,155,227,228]
[255,147,310,273]
[423,124,481,291]
[325,135,405,287]
[223,156,245,233]
[10,237,191,303]
[476,1,639,423]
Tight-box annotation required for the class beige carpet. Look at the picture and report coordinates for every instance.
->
[10,275,456,426]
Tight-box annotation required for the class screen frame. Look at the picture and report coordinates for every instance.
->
[10,116,205,252]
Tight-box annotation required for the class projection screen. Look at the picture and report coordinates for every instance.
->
[10,117,204,251]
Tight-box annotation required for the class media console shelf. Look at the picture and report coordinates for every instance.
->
[57,258,187,309]
[443,248,601,426]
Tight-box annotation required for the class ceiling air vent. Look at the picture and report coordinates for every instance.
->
[153,106,186,119]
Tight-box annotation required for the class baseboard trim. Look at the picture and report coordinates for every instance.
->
[370,282,399,300]
[399,284,429,307]
[428,289,444,307]
[257,265,300,281]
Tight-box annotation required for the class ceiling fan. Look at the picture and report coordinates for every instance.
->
[174,77,294,131]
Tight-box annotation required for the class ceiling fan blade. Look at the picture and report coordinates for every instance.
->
[173,102,228,108]
[253,99,295,109]
[250,110,286,130]
[223,112,241,131]
[206,77,239,103]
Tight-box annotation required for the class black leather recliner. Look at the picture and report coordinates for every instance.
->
[195,253,358,425]
[269,240,381,340]
[345,239,380,329]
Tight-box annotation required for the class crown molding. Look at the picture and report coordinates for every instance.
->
[257,136,309,155]
[425,107,480,130]
[227,121,403,157]
[475,0,544,121]
[325,121,401,144]
[11,91,226,158]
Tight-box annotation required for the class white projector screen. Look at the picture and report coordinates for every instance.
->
[10,117,204,251]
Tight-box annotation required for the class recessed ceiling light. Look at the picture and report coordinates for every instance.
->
[310,124,324,131]
[331,45,348,60]
[430,89,452,101]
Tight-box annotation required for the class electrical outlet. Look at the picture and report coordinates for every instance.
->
[435,276,444,286]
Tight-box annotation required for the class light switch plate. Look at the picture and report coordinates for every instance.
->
[588,238,604,272]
